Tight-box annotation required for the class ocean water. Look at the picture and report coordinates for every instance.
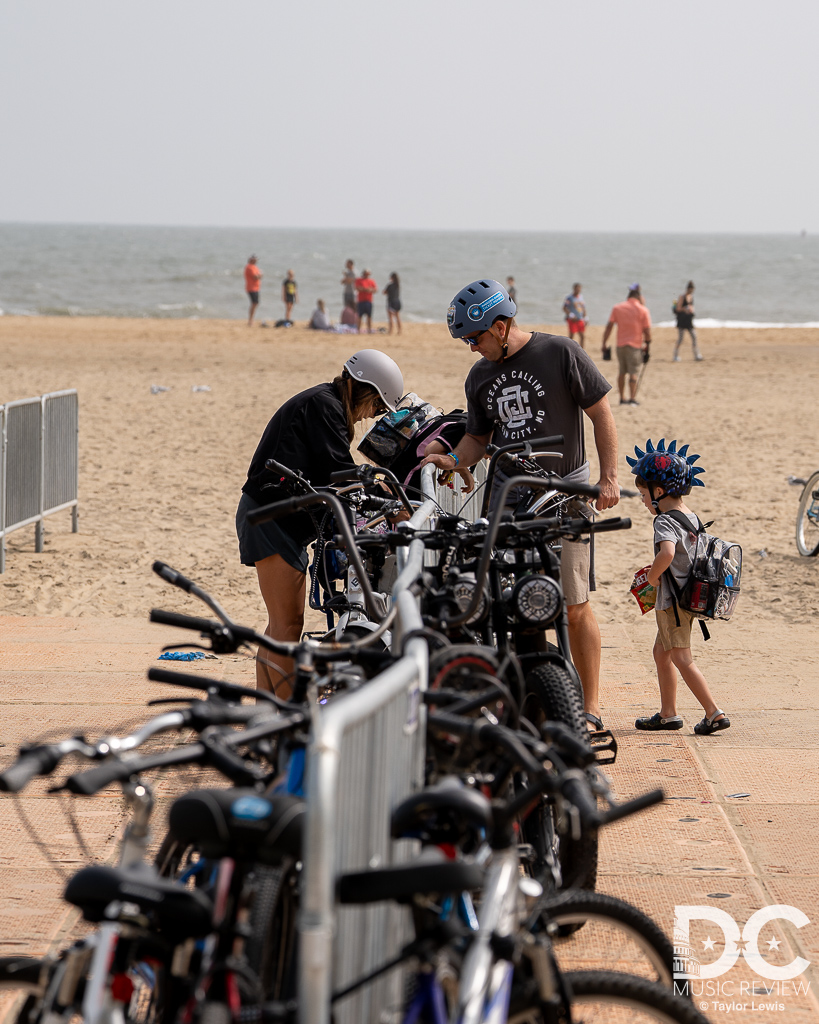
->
[1,223,818,327]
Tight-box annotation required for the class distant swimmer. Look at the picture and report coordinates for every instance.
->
[673,281,702,362]
[355,269,377,334]
[244,255,262,326]
[282,270,298,324]
[563,283,587,349]
[341,259,356,308]
[384,272,402,335]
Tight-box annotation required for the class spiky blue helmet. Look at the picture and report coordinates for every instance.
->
[626,438,705,497]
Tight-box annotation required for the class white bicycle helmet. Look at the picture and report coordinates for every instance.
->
[344,350,404,411]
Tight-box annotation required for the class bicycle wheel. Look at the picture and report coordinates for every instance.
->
[535,889,674,986]
[796,470,819,556]
[509,969,708,1024]
[244,861,299,1001]
[521,664,598,893]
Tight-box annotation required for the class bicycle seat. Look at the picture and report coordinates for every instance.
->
[168,788,304,865]
[390,779,492,845]
[64,864,213,940]
[337,858,485,905]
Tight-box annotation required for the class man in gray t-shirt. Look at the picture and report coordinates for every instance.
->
[422,278,620,732]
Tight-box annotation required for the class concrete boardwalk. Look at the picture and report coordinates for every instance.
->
[0,615,817,1023]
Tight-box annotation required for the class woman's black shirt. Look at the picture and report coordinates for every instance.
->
[242,382,356,544]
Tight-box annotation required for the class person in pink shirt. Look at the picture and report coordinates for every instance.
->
[601,284,652,405]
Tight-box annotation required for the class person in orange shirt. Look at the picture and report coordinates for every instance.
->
[354,270,377,333]
[244,255,263,326]
[601,284,652,405]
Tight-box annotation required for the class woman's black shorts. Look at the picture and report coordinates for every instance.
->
[247,290,260,305]
[236,493,309,573]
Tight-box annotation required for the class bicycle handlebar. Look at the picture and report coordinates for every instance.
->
[0,739,93,793]
[150,608,222,634]
[63,711,307,795]
[147,667,285,706]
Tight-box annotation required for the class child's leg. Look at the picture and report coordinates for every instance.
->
[653,640,680,717]
[668,646,724,721]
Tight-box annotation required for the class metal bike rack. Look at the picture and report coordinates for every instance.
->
[298,462,490,1024]
[298,508,433,1024]
[0,390,78,573]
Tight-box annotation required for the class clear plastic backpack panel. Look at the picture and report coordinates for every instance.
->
[358,394,439,468]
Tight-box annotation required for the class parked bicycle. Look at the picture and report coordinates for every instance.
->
[793,469,819,556]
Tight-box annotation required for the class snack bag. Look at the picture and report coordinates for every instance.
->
[630,565,657,615]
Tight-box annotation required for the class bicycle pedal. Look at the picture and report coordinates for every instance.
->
[588,728,617,765]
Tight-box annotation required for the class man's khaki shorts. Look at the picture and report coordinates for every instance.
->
[617,345,643,375]
[559,535,590,606]
[655,605,695,650]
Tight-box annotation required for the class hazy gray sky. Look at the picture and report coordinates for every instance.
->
[2,0,816,233]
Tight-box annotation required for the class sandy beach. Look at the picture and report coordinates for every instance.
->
[1,316,817,636]
[2,317,819,1021]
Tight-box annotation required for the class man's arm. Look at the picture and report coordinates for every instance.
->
[601,320,615,352]
[419,431,491,494]
[583,395,619,511]
[642,327,651,349]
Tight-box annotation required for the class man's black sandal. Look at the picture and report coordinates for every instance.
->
[635,712,684,731]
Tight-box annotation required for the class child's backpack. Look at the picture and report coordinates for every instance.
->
[662,510,742,641]
[358,396,467,498]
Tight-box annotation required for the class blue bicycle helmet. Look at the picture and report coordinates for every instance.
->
[447,279,517,339]
[626,438,705,500]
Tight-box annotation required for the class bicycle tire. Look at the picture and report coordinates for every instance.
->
[508,969,709,1024]
[796,470,819,556]
[522,664,598,894]
[535,889,674,986]
[244,861,299,1001]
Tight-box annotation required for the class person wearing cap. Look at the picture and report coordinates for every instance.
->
[602,284,652,405]
[421,279,619,731]
[354,269,378,333]
[236,350,404,695]
[244,255,262,326]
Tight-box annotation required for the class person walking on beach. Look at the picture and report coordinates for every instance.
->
[673,281,702,362]
[355,269,377,333]
[282,270,298,323]
[384,272,402,335]
[628,438,730,735]
[601,284,651,405]
[563,283,587,348]
[244,255,262,326]
[421,278,620,732]
[341,259,356,309]
[506,277,517,305]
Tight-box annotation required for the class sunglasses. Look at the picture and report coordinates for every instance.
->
[462,329,487,346]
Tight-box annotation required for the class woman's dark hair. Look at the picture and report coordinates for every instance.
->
[333,373,380,441]
[687,281,695,290]
[390,272,399,285]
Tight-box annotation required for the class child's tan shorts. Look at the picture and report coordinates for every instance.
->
[655,606,696,650]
